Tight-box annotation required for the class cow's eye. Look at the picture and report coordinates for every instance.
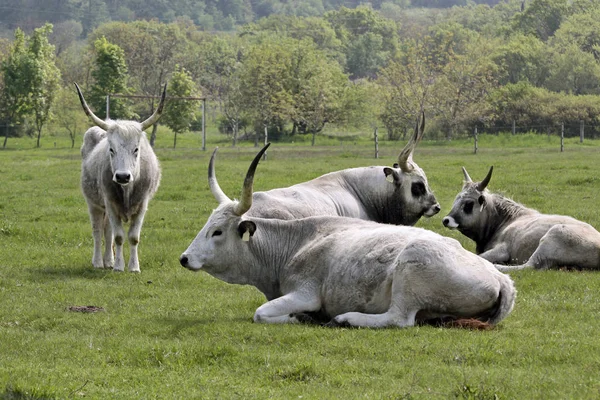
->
[411,182,426,197]
[463,201,474,214]
[212,230,222,237]
[133,147,139,155]
[109,148,115,156]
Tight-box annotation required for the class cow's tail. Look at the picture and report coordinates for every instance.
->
[486,272,517,325]
[81,126,106,159]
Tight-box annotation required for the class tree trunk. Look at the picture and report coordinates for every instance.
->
[311,132,316,146]
[173,132,177,149]
[150,124,158,147]
[232,122,238,147]
[36,129,42,148]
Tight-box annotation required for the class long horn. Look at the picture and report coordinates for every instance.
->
[140,84,167,130]
[233,143,271,216]
[208,147,231,204]
[462,167,473,183]
[74,82,109,131]
[476,166,494,191]
[397,111,425,172]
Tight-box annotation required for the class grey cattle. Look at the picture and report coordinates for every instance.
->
[209,114,440,226]
[77,83,165,272]
[443,166,600,271]
[180,146,516,328]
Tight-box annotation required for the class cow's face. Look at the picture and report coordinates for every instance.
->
[180,203,255,284]
[106,123,143,186]
[384,162,440,224]
[443,184,489,234]
[443,166,494,235]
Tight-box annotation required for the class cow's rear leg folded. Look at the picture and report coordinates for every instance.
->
[332,308,418,328]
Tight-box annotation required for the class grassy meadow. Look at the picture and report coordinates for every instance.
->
[1,131,600,398]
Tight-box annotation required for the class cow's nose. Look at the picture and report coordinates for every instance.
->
[114,172,131,184]
[179,256,189,267]
[433,204,441,213]
[442,217,450,227]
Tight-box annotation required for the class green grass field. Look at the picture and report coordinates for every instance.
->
[1,132,600,399]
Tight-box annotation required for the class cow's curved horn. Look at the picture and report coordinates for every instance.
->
[74,82,109,131]
[233,143,271,216]
[208,147,231,204]
[462,167,473,183]
[140,84,167,130]
[476,166,494,191]
[397,112,425,173]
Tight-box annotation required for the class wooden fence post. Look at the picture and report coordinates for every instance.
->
[512,120,515,135]
[474,127,478,154]
[560,123,564,152]
[374,127,379,159]
[580,120,584,143]
[263,125,268,160]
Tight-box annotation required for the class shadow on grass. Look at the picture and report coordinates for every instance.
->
[2,385,55,400]
[26,264,114,282]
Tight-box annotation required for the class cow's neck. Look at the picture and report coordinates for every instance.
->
[247,218,318,301]
[473,194,534,253]
[341,167,406,224]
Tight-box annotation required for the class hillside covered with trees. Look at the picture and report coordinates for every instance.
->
[1,0,600,148]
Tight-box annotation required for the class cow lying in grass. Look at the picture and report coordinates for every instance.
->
[443,166,600,271]
[180,145,516,328]
[209,113,440,226]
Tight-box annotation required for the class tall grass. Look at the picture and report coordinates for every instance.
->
[1,133,600,398]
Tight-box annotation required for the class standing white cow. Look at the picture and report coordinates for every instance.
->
[76,83,165,272]
[443,166,600,271]
[180,146,516,328]
[209,114,440,226]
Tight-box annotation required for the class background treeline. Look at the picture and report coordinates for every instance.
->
[2,0,600,148]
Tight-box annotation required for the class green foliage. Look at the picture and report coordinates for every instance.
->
[90,36,132,120]
[161,65,198,148]
[28,24,61,148]
[324,5,399,78]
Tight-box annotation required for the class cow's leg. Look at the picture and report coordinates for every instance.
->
[253,291,321,324]
[106,208,125,272]
[102,213,114,268]
[332,308,419,328]
[478,243,510,264]
[87,204,105,268]
[127,204,148,273]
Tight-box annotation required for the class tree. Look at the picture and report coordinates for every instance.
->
[324,5,399,78]
[1,29,32,148]
[431,36,499,138]
[53,86,89,148]
[285,40,355,144]
[239,38,294,142]
[28,24,61,148]
[510,0,570,42]
[90,36,132,120]
[161,65,198,148]
[377,39,438,140]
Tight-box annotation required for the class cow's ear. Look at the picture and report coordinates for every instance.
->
[383,167,400,184]
[238,221,256,242]
[478,195,486,212]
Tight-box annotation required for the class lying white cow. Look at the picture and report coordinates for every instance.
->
[180,145,516,328]
[77,83,165,272]
[209,114,440,226]
[443,166,600,271]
